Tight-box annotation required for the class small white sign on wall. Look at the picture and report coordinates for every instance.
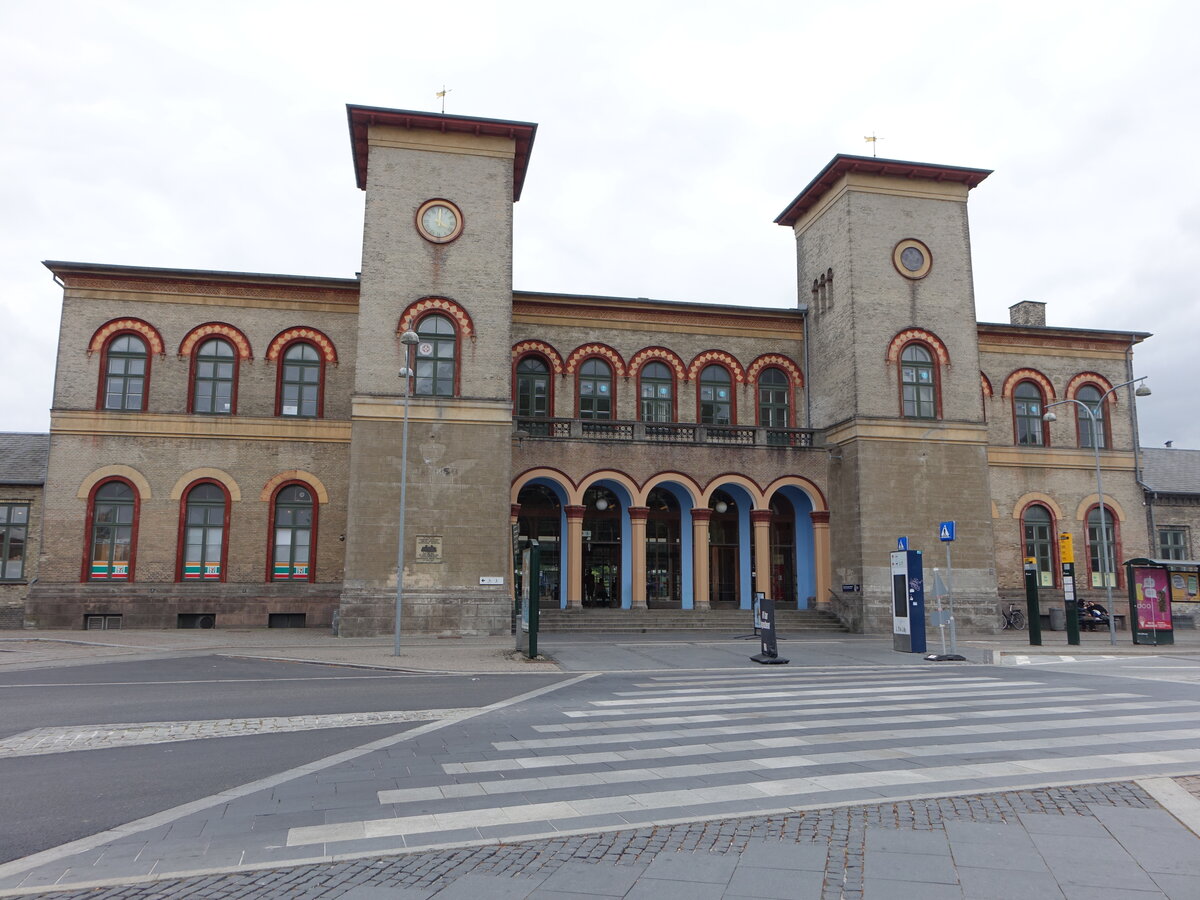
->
[479,576,505,586]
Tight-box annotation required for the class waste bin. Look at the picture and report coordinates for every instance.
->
[1049,606,1065,631]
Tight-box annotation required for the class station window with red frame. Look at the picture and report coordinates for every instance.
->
[86,480,137,581]
[271,484,315,581]
[179,482,229,581]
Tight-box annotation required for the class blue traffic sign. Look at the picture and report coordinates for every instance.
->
[897,536,909,551]
[939,521,956,542]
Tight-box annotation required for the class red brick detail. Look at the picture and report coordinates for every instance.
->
[747,354,803,387]
[565,344,626,377]
[1067,372,1118,405]
[512,341,564,374]
[981,371,993,398]
[810,510,831,524]
[628,347,686,381]
[564,505,587,520]
[628,506,650,522]
[886,329,950,367]
[687,351,745,384]
[178,322,253,360]
[399,297,474,341]
[265,328,338,365]
[690,508,714,523]
[1001,368,1056,400]
[751,509,774,525]
[88,318,164,357]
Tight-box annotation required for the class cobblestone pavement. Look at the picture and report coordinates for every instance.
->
[0,710,477,758]
[9,780,1198,899]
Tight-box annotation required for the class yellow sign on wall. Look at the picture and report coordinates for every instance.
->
[1059,532,1075,565]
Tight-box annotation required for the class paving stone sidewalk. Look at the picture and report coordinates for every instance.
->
[9,779,1200,899]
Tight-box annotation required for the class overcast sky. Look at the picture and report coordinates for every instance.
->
[2,0,1197,449]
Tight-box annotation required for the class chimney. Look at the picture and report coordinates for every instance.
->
[1009,301,1046,327]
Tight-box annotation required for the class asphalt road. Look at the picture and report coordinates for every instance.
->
[0,655,565,864]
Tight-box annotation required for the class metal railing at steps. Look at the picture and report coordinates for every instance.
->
[513,417,817,448]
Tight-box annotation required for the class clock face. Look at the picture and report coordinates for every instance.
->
[415,199,464,243]
[900,246,925,272]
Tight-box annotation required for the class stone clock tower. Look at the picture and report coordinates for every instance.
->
[337,106,537,636]
[776,156,999,631]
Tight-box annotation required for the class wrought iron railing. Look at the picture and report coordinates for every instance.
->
[514,417,817,448]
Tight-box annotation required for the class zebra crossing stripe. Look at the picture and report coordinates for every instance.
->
[590,679,1042,707]
[288,745,1200,847]
[611,675,1003,696]
[378,726,1200,806]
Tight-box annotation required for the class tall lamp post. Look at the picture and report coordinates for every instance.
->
[394,329,420,656]
[1043,376,1151,646]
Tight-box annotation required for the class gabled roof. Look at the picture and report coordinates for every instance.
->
[775,154,992,226]
[1142,448,1200,495]
[0,433,49,485]
[346,105,537,200]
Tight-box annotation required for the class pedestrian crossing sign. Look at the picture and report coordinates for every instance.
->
[939,521,956,542]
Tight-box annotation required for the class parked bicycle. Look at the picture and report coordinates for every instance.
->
[999,602,1027,630]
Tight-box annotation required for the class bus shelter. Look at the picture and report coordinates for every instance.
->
[1122,557,1200,646]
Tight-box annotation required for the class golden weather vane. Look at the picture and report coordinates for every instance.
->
[864,133,884,157]
[436,86,452,114]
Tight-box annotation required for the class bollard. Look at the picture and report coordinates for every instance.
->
[1023,559,1042,646]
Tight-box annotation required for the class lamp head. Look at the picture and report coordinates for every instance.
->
[401,330,420,345]
[1135,383,1151,397]
[1042,411,1057,423]
[594,497,609,511]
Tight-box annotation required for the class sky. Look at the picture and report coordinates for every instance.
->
[2,0,1197,448]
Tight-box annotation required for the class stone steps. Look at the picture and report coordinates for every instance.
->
[537,607,847,633]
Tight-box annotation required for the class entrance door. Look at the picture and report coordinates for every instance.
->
[710,545,739,607]
[583,543,620,608]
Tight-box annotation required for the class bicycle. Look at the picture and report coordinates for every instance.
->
[999,602,1027,630]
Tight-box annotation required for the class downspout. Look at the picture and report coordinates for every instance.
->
[1127,339,1156,552]
[799,304,811,429]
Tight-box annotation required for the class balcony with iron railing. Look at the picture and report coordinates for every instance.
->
[513,417,819,448]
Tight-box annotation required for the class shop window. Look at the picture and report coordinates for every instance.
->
[1022,504,1056,587]
[87,481,136,581]
[180,482,228,581]
[271,484,315,581]
[414,314,456,397]
[0,502,29,581]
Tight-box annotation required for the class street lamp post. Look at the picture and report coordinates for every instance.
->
[1043,376,1151,646]
[394,329,420,657]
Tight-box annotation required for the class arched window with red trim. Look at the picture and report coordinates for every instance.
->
[190,338,238,415]
[85,479,138,581]
[757,367,790,428]
[1076,384,1108,449]
[414,313,457,397]
[699,364,734,425]
[1022,504,1056,588]
[99,334,149,411]
[277,341,323,418]
[1013,380,1048,446]
[514,354,552,418]
[900,342,939,419]
[640,361,675,423]
[270,482,316,581]
[178,481,229,581]
[578,358,613,419]
[1086,505,1121,589]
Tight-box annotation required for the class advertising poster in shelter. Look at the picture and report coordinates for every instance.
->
[1133,567,1172,630]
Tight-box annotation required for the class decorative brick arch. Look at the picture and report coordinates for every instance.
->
[635,471,703,507]
[1001,368,1056,400]
[265,328,338,365]
[628,347,686,381]
[512,341,564,375]
[747,353,804,387]
[1067,372,1117,405]
[169,468,242,502]
[577,470,640,507]
[981,372,993,399]
[77,465,152,500]
[259,470,330,504]
[687,350,745,384]
[178,323,253,360]
[511,467,576,505]
[700,473,766,508]
[1010,492,1065,520]
[565,343,626,377]
[399,297,474,341]
[763,475,828,512]
[88,318,164,357]
[885,328,950,367]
